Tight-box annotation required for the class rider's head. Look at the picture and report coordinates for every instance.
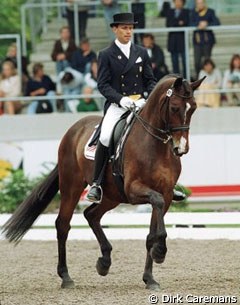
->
[110,13,137,44]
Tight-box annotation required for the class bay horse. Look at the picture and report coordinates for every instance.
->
[3,75,204,290]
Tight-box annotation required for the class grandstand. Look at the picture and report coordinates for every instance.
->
[25,0,240,80]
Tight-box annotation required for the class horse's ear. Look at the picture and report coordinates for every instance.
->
[173,77,183,89]
[190,76,206,91]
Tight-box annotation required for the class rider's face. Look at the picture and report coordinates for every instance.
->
[112,24,134,44]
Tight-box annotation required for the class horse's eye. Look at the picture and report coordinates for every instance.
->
[171,106,179,113]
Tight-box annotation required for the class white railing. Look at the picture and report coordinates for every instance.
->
[1,89,240,103]
[1,213,240,240]
[0,93,103,103]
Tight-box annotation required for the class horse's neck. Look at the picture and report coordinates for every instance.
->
[132,104,170,155]
[141,97,166,134]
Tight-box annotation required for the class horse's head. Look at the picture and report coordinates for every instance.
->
[159,75,205,156]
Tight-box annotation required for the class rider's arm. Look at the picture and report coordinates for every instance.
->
[97,51,123,105]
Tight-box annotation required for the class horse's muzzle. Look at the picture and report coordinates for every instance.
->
[172,136,189,156]
[173,147,186,157]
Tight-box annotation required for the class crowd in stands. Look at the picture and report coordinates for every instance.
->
[0,0,240,115]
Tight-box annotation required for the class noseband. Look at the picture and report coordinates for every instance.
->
[131,83,194,144]
[164,86,193,133]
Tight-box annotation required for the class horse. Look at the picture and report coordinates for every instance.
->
[2,75,204,291]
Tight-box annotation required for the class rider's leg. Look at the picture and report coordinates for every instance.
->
[87,103,126,203]
[86,141,109,203]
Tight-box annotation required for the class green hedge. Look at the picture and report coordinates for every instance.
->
[0,169,40,213]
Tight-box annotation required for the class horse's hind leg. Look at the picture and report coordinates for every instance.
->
[84,198,119,276]
[56,170,87,289]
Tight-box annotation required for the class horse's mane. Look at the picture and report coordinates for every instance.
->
[148,73,191,104]
[158,73,182,85]
[147,74,179,106]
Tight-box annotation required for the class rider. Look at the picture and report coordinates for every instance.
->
[87,12,185,203]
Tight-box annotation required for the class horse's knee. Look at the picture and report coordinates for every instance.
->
[146,233,155,251]
[149,192,165,210]
[150,242,168,264]
[83,207,91,222]
[157,231,167,241]
[83,205,95,224]
[55,216,71,238]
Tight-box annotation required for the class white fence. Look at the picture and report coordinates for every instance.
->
[1,212,240,240]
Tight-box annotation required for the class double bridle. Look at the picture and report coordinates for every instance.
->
[131,84,194,144]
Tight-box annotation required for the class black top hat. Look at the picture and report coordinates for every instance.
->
[110,13,138,27]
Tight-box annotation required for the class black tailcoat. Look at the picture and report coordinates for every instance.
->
[97,42,156,111]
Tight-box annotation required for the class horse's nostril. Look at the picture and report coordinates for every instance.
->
[173,147,179,155]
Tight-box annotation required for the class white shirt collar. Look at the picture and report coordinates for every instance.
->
[115,39,131,59]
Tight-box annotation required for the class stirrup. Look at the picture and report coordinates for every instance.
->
[86,184,103,204]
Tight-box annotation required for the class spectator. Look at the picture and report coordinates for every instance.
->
[77,86,98,112]
[65,0,89,41]
[83,59,98,90]
[0,61,21,115]
[101,0,120,42]
[190,0,220,78]
[131,1,145,44]
[166,0,189,78]
[25,63,56,114]
[196,58,222,107]
[57,67,83,111]
[222,54,240,106]
[159,0,171,17]
[51,26,77,75]
[141,34,169,81]
[3,42,29,91]
[70,38,97,74]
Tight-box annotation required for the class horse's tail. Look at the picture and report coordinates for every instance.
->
[2,165,59,243]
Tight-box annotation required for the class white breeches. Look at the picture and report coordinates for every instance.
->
[99,103,128,147]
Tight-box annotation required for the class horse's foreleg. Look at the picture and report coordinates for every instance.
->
[84,199,119,276]
[143,209,161,290]
[56,174,86,289]
[128,184,167,290]
[148,191,167,265]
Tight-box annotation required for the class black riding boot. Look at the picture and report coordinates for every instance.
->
[86,142,109,203]
[173,187,186,201]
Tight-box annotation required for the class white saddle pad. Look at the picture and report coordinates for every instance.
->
[84,125,99,160]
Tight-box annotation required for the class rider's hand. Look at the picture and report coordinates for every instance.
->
[120,97,134,110]
[134,98,146,109]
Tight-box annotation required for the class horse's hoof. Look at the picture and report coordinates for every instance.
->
[61,280,75,289]
[150,246,166,264]
[96,257,111,276]
[145,283,160,291]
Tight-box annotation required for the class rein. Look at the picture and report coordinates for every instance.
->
[131,109,172,143]
[131,85,193,144]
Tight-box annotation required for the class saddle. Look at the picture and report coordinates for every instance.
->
[84,111,136,196]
